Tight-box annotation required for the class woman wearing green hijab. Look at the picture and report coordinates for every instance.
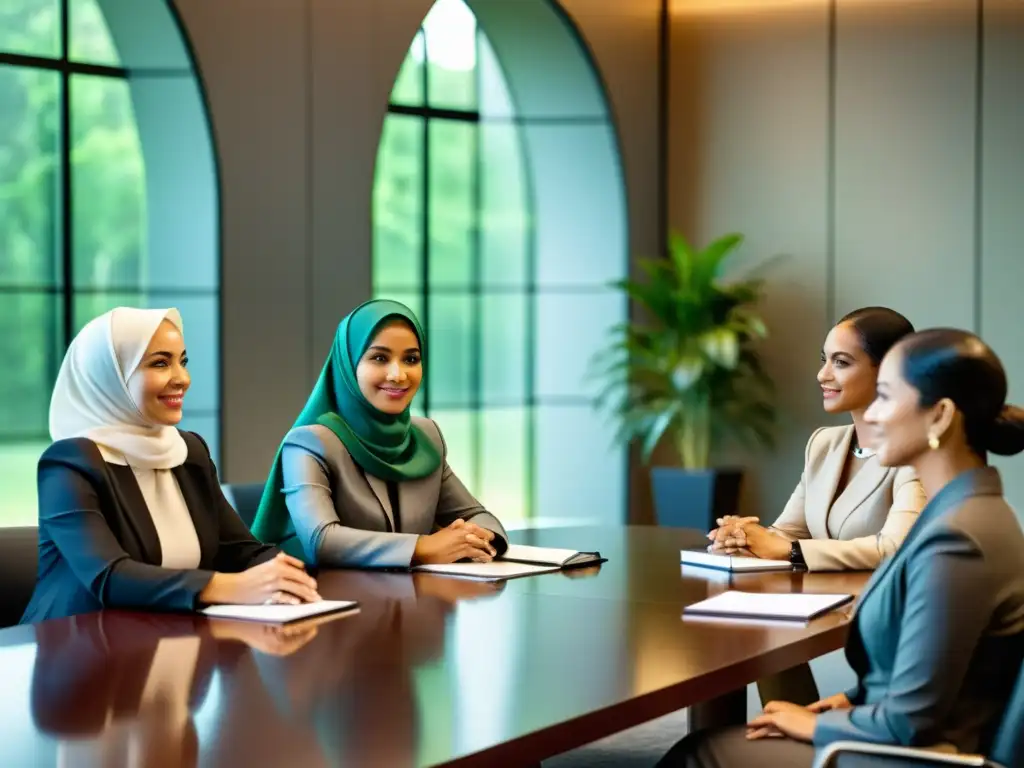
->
[251,299,508,567]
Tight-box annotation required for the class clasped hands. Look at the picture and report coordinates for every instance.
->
[746,692,851,742]
[706,515,792,561]
[413,518,498,565]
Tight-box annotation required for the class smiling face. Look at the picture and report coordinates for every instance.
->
[864,344,964,468]
[817,321,879,415]
[126,319,190,426]
[864,346,934,467]
[355,319,422,415]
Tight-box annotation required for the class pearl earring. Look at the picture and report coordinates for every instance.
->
[928,433,940,450]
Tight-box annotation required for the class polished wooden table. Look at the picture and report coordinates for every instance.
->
[0,526,870,768]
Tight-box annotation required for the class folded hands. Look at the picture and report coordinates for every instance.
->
[706,515,792,561]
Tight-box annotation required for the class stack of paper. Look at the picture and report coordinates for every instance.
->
[682,591,853,622]
[200,599,359,624]
[681,547,793,573]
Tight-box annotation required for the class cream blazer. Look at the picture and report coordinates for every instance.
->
[769,425,926,572]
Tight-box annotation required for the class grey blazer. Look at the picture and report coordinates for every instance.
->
[814,466,1024,754]
[279,417,508,568]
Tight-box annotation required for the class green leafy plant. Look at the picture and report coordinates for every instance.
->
[594,232,777,470]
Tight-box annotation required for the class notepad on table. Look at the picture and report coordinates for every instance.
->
[502,544,604,568]
[412,561,560,581]
[412,543,604,582]
[681,547,793,573]
[200,599,359,625]
[683,591,853,622]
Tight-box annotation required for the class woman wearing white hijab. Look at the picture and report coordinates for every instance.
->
[20,307,320,624]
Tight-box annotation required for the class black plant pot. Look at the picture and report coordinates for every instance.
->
[650,467,744,532]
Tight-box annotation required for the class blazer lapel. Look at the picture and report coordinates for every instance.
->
[172,462,219,567]
[826,459,888,539]
[853,467,999,612]
[397,476,432,533]
[850,531,904,615]
[362,472,396,532]
[106,464,163,565]
[807,426,853,539]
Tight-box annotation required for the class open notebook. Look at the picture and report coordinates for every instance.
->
[681,547,793,573]
[412,544,605,581]
[200,599,359,625]
[683,591,853,622]
[502,544,603,568]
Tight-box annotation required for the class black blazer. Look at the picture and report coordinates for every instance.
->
[20,431,279,624]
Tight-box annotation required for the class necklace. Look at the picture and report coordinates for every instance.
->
[852,442,874,459]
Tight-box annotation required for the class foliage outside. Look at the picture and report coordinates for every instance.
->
[372,5,534,522]
[595,232,776,470]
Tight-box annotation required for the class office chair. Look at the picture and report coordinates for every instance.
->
[221,483,265,528]
[814,659,1024,768]
[0,526,39,628]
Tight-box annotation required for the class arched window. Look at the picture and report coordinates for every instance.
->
[0,0,219,526]
[374,0,627,526]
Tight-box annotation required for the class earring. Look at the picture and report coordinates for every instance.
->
[928,433,940,450]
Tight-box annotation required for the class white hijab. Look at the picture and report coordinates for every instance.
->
[49,307,189,469]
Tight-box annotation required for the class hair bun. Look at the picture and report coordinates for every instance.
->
[984,404,1024,456]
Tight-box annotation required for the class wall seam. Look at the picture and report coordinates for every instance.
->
[973,0,985,335]
[305,0,316,382]
[825,0,837,327]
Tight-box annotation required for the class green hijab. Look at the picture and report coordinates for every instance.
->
[251,299,441,546]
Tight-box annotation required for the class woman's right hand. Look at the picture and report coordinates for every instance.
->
[707,515,759,554]
[807,692,852,713]
[412,518,497,565]
[199,552,321,606]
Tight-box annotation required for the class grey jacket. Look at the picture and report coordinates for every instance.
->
[814,466,1024,753]
[279,418,508,568]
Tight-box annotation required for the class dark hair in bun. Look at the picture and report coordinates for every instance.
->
[899,328,1024,457]
[983,404,1024,457]
[839,306,915,365]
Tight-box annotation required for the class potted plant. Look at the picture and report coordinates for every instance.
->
[594,231,777,530]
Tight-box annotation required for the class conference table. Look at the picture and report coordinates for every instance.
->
[0,526,870,767]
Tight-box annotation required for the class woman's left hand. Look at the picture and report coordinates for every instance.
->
[746,700,818,742]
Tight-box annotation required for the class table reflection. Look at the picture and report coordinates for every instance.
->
[28,572,504,768]
[32,613,219,768]
[241,570,506,767]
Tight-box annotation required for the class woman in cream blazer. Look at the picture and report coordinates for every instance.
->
[710,306,926,572]
[760,423,923,571]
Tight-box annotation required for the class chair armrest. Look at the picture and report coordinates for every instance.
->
[814,741,994,768]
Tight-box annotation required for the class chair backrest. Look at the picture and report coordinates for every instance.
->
[221,483,265,529]
[990,656,1024,768]
[0,527,39,629]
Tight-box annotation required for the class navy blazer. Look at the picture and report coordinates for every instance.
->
[814,467,1024,753]
[20,431,278,624]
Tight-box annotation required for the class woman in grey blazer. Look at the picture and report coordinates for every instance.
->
[658,328,1024,767]
[251,299,508,568]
